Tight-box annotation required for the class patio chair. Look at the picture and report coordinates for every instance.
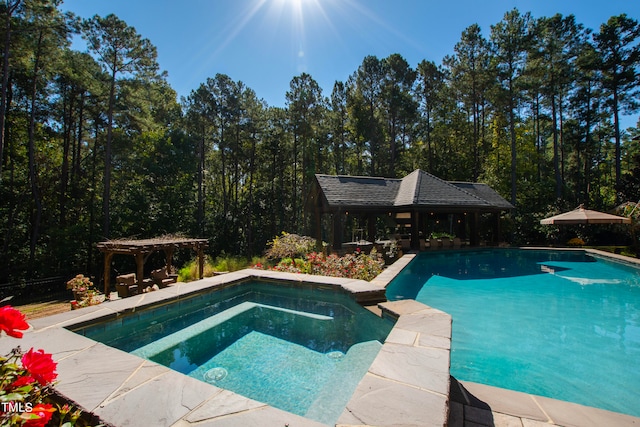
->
[151,267,177,288]
[116,273,138,298]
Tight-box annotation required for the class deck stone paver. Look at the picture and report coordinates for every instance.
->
[187,405,327,427]
[338,374,448,427]
[368,343,450,394]
[535,394,640,427]
[94,370,219,426]
[182,389,263,423]
[493,412,525,427]
[457,380,549,422]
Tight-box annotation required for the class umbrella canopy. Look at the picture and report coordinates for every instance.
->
[540,205,632,225]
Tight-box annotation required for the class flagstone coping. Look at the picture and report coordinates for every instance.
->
[1,268,451,427]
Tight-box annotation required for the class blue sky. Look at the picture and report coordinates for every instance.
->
[61,0,639,127]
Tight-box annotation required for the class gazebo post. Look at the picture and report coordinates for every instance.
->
[332,211,343,250]
[410,210,420,249]
[470,213,480,246]
[367,213,376,242]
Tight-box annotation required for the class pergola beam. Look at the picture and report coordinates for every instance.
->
[96,237,209,297]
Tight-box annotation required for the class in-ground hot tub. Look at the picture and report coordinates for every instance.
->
[71,279,394,425]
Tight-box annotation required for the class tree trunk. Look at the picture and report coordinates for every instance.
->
[103,68,116,239]
[27,29,44,276]
[0,1,21,181]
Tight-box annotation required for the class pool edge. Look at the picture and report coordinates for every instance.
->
[1,269,451,427]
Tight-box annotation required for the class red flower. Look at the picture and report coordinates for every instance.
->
[0,306,29,338]
[10,375,35,389]
[22,403,55,427]
[21,348,57,385]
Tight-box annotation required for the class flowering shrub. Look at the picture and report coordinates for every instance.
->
[307,249,384,281]
[66,275,104,308]
[0,306,85,426]
[264,232,318,260]
[65,275,92,294]
[270,258,311,274]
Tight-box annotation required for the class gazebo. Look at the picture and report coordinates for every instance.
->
[307,169,514,249]
[96,236,209,296]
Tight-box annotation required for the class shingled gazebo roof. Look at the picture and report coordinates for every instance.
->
[311,169,513,213]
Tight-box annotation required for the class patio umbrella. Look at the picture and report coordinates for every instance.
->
[540,205,632,225]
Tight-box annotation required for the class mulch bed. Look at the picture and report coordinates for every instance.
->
[16,300,71,319]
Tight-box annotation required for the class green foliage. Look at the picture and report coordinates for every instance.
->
[2,4,640,287]
[264,232,319,260]
[177,255,264,282]
[567,237,586,246]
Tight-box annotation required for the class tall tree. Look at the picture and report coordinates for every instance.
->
[415,60,445,172]
[0,0,23,181]
[184,83,213,237]
[26,0,69,274]
[594,14,640,196]
[285,72,324,230]
[380,53,417,177]
[81,13,159,238]
[329,81,348,174]
[445,24,494,180]
[530,14,585,201]
[490,8,530,206]
[352,55,384,175]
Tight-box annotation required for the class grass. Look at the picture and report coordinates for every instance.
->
[178,255,266,282]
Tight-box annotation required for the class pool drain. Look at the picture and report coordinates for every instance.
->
[204,367,228,383]
[326,351,345,360]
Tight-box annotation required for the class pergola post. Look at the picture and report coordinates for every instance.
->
[135,252,145,286]
[197,246,205,279]
[163,247,175,273]
[103,252,113,297]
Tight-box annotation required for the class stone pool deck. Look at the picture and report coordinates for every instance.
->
[0,269,451,426]
[449,377,640,427]
[4,251,640,426]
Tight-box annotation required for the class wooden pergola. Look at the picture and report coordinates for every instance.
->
[96,236,209,296]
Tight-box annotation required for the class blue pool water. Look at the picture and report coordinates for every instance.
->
[74,281,393,425]
[386,249,640,417]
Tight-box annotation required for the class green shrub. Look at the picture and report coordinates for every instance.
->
[270,257,311,274]
[567,237,585,247]
[178,255,266,282]
[265,232,318,260]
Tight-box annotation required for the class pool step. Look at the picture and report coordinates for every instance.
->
[131,302,332,359]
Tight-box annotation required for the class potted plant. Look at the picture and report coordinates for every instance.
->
[66,275,104,308]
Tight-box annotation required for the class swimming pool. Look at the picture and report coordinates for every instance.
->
[386,248,640,417]
[73,280,393,425]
